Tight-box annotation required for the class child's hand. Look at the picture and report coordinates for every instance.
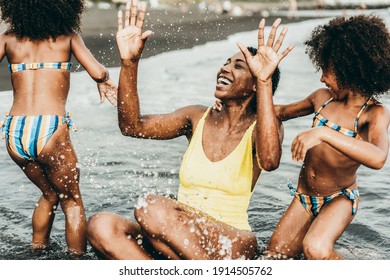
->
[291,127,325,162]
[237,18,294,81]
[116,0,153,61]
[212,98,223,111]
[97,78,118,107]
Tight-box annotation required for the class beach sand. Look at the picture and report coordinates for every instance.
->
[0,4,313,92]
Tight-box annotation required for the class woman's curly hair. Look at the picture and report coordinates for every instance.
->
[304,14,390,97]
[0,0,85,40]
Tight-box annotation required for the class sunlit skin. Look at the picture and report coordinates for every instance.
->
[0,6,118,255]
[266,21,390,259]
[87,0,293,260]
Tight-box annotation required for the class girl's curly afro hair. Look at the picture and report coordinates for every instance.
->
[0,0,85,40]
[304,14,390,97]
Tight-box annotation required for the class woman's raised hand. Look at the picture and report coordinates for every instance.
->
[116,0,152,60]
[238,18,294,81]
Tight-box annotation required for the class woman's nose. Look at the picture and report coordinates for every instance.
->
[221,64,230,73]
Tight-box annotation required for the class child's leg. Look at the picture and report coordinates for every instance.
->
[302,196,357,260]
[38,124,87,255]
[32,194,59,248]
[266,198,313,258]
[6,148,59,248]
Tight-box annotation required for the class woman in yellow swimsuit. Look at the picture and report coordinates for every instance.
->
[0,0,117,255]
[86,0,293,260]
[265,15,390,259]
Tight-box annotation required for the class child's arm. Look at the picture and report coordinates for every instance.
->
[213,85,317,120]
[70,33,117,106]
[215,95,315,120]
[213,95,314,121]
[291,105,390,169]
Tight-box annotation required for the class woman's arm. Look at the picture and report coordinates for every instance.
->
[254,78,284,171]
[238,18,293,171]
[291,105,390,169]
[118,59,200,139]
[116,0,200,140]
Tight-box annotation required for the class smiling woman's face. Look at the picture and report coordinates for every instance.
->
[214,51,255,102]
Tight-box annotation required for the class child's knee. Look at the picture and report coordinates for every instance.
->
[41,190,59,204]
[303,236,333,260]
[58,191,83,207]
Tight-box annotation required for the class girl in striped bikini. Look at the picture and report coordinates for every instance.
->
[266,15,390,259]
[0,0,117,256]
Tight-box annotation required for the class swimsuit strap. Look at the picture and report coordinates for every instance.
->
[338,188,359,215]
[62,112,77,132]
[8,62,72,73]
[288,182,296,196]
[314,97,333,116]
[353,96,372,134]
[313,96,371,139]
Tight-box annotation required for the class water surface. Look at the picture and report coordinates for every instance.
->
[0,9,389,260]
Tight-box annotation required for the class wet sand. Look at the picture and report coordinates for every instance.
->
[0,6,313,92]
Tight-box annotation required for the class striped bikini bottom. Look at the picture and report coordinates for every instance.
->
[1,112,76,161]
[287,182,359,217]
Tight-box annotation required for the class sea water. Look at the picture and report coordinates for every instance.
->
[0,9,389,260]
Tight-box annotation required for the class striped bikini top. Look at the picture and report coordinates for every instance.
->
[8,62,72,73]
[312,97,371,140]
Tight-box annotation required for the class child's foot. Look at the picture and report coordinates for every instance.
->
[31,241,48,250]
[68,248,85,258]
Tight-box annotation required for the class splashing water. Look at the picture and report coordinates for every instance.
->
[0,9,389,260]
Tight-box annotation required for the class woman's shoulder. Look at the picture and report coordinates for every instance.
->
[177,104,209,120]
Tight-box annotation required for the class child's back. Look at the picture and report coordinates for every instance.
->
[1,32,111,115]
[0,0,117,256]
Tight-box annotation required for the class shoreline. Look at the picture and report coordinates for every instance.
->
[0,6,316,92]
[1,3,383,91]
